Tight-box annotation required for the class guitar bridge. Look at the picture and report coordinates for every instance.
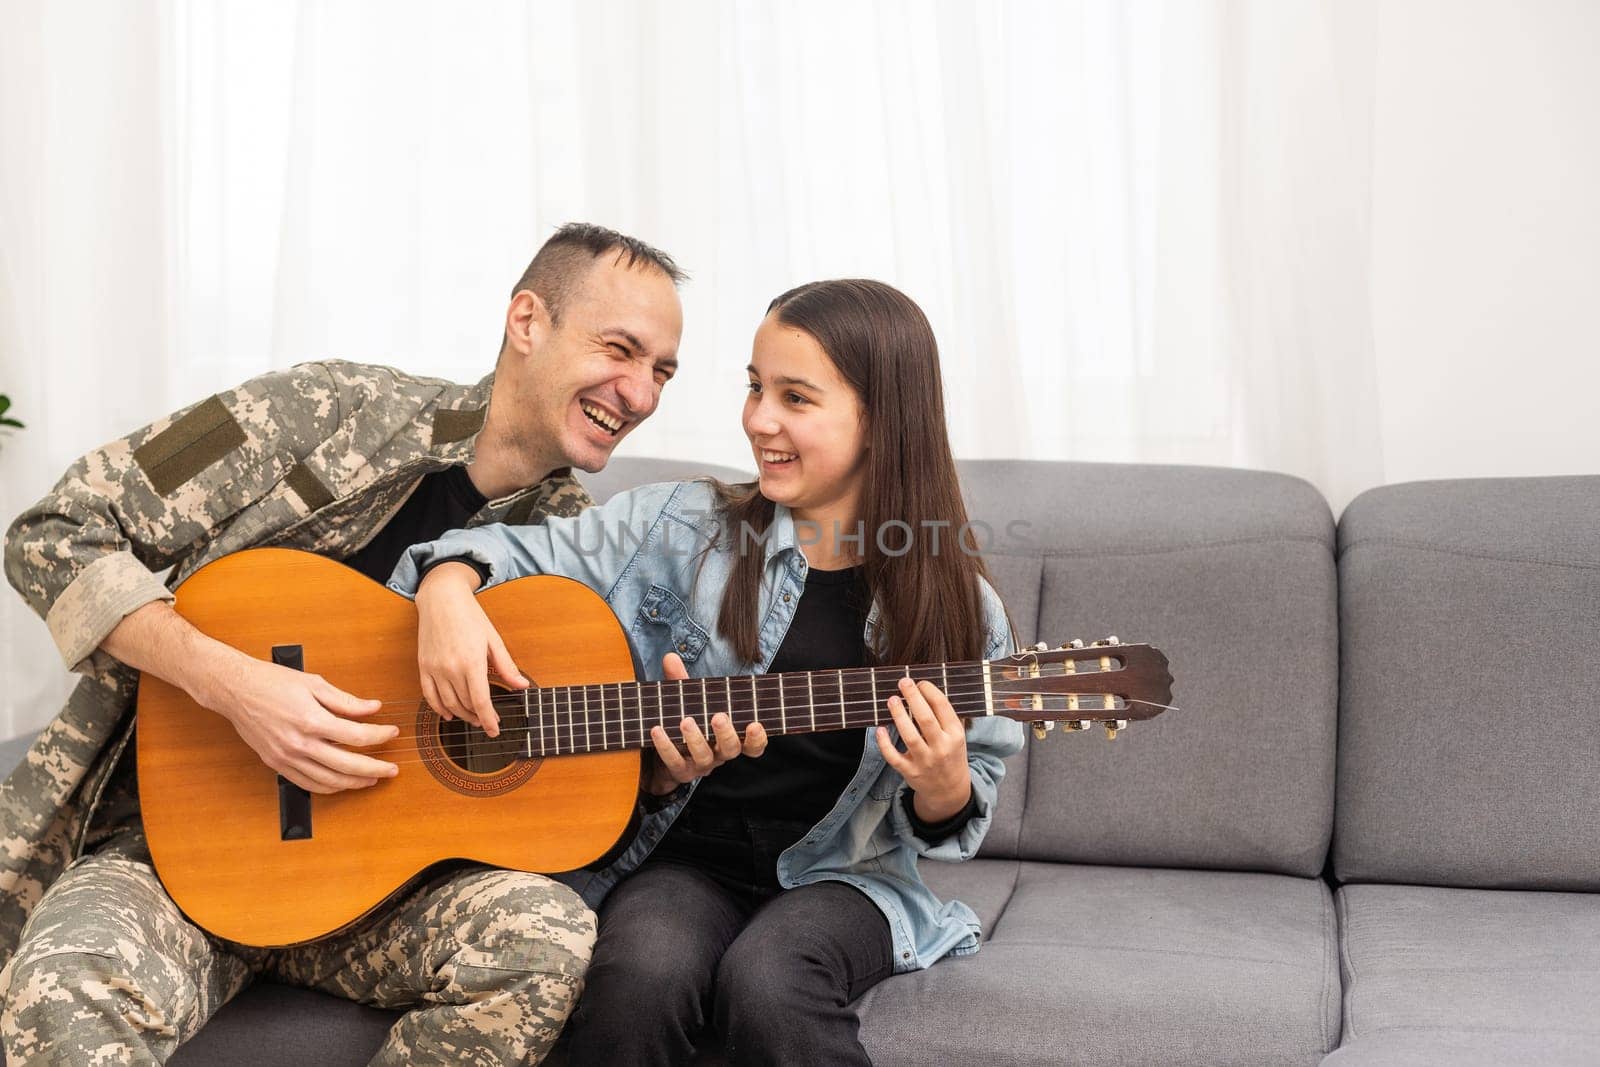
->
[272,645,313,841]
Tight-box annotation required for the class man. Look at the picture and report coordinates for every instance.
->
[0,223,686,1064]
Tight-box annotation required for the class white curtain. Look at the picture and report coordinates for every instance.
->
[0,0,1381,736]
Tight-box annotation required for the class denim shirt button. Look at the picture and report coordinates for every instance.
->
[782,593,792,604]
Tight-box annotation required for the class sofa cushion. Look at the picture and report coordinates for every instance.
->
[1334,883,1600,1060]
[1334,476,1600,889]
[168,983,397,1066]
[857,861,1340,1066]
[919,856,1022,936]
[954,460,1337,877]
[1321,1031,1600,1066]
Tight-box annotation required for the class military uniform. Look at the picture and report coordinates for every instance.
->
[0,361,597,1064]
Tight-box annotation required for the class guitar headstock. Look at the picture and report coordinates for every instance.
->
[992,637,1174,740]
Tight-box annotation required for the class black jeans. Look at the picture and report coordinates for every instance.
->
[563,858,895,1066]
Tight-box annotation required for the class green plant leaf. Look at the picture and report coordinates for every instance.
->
[0,395,10,416]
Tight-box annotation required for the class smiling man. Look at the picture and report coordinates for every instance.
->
[0,223,685,1064]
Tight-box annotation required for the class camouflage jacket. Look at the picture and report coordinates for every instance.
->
[0,360,592,968]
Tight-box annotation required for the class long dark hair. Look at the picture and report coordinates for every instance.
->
[714,279,995,667]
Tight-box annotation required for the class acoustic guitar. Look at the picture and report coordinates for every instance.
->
[136,547,1174,947]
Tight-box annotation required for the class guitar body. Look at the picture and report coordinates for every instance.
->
[136,548,640,948]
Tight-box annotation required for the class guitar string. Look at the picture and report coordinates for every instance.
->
[319,663,1137,720]
[263,652,1139,715]
[319,677,1127,726]
[242,693,1175,771]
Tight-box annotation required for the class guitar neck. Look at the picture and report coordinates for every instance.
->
[488,661,994,760]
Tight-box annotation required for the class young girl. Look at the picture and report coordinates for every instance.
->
[389,279,1024,1065]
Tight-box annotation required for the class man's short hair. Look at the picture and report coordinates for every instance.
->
[510,223,686,326]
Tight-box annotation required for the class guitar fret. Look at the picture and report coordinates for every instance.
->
[751,675,759,728]
[838,670,847,730]
[778,674,787,733]
[807,671,816,731]
[523,688,532,758]
[538,688,547,756]
[583,685,591,752]
[550,688,558,754]
[615,682,626,747]
[726,676,735,729]
[701,677,709,734]
[634,682,645,748]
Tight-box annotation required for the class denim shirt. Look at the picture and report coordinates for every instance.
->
[388,479,1025,973]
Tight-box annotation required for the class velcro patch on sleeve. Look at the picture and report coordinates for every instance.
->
[133,395,248,497]
[431,406,486,446]
[284,464,336,512]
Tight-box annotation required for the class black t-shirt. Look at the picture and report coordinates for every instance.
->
[685,563,874,822]
[341,465,487,583]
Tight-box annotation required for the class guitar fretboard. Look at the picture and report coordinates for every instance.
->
[480,661,992,759]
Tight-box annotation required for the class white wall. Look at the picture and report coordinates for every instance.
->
[1372,0,1600,485]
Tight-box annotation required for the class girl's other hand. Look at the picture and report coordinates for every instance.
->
[643,652,770,795]
[876,676,973,822]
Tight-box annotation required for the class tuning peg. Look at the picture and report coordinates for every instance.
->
[1031,722,1049,740]
[1032,641,1050,652]
[1107,636,1121,646]
[1069,638,1085,649]
[1102,718,1130,741]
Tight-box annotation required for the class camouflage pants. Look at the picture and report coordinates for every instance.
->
[0,835,596,1066]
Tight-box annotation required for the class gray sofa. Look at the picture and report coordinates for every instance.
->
[1,458,1595,1065]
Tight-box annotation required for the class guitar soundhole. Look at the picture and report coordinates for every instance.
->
[417,688,542,797]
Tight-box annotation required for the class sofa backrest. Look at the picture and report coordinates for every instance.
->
[957,460,1338,877]
[1334,476,1600,890]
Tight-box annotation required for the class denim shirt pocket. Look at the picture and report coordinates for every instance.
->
[632,585,711,666]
